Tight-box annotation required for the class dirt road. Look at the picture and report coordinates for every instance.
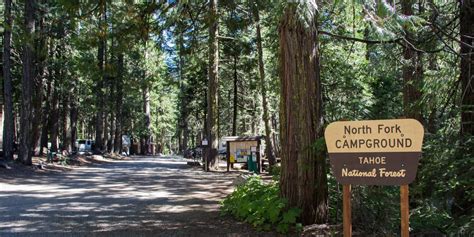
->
[0,156,270,237]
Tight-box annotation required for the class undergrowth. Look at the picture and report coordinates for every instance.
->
[221,176,302,234]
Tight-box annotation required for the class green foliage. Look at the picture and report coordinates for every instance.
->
[221,176,301,234]
[411,201,453,231]
[411,125,474,234]
[269,164,281,181]
[329,169,401,234]
[2,0,472,234]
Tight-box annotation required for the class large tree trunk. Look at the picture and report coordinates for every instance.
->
[95,0,106,154]
[109,111,115,153]
[2,0,14,161]
[205,0,219,171]
[40,39,55,155]
[103,111,109,152]
[232,54,238,136]
[279,4,328,224]
[143,85,151,155]
[49,39,62,153]
[31,0,47,156]
[460,0,474,137]
[113,53,124,154]
[49,85,60,153]
[70,97,78,152]
[142,36,151,155]
[61,91,71,152]
[19,0,36,165]
[401,0,423,122]
[271,113,280,157]
[103,76,110,152]
[179,31,189,153]
[254,4,276,167]
[177,32,185,153]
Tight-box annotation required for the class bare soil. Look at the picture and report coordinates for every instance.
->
[0,156,276,237]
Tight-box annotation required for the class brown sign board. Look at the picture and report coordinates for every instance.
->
[325,119,424,185]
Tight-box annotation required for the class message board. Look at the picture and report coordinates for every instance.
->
[325,119,424,185]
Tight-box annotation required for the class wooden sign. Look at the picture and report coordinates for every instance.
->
[325,119,424,185]
[325,119,424,237]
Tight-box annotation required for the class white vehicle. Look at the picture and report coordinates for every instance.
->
[76,139,94,152]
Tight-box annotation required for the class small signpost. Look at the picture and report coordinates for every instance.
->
[325,119,424,237]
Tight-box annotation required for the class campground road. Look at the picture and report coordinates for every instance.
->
[0,156,270,237]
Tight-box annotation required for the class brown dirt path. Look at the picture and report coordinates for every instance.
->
[0,156,276,237]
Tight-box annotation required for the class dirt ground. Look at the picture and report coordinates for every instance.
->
[0,156,277,237]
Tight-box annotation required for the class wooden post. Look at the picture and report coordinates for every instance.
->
[343,184,352,237]
[204,146,209,172]
[226,141,230,172]
[401,185,409,237]
[257,140,262,173]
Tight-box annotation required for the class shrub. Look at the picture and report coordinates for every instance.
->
[269,164,281,180]
[221,176,302,234]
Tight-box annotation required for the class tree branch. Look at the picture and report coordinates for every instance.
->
[217,35,236,41]
[319,30,401,44]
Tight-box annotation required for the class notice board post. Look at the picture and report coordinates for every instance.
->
[325,119,424,237]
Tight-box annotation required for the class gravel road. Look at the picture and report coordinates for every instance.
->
[0,156,273,237]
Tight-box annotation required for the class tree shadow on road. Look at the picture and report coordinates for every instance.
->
[0,157,277,236]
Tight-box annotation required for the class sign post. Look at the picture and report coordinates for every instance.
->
[325,119,424,236]
[401,185,409,237]
[343,184,352,237]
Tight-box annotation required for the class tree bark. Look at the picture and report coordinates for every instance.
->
[103,111,109,151]
[143,84,151,155]
[232,54,238,136]
[460,0,474,137]
[253,4,276,167]
[183,120,189,153]
[49,84,60,153]
[50,38,62,153]
[279,4,328,224]
[31,0,47,155]
[19,0,36,165]
[401,0,423,122]
[142,35,151,155]
[271,113,280,157]
[2,0,14,160]
[94,0,106,154]
[113,53,124,154]
[206,0,219,170]
[177,29,189,154]
[70,98,78,152]
[40,38,55,155]
[61,91,71,152]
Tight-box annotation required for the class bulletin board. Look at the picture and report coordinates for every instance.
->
[226,136,263,173]
[228,140,258,164]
